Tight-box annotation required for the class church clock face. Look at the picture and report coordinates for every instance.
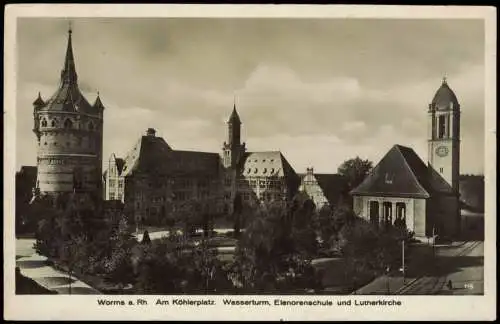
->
[435,145,449,157]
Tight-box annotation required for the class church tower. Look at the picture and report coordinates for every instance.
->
[222,102,246,169]
[427,77,460,193]
[32,26,105,198]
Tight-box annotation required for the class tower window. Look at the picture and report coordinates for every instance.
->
[439,167,444,173]
[41,119,47,127]
[51,119,57,127]
[438,115,446,139]
[88,122,94,131]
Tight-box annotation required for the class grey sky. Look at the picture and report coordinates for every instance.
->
[16,18,485,175]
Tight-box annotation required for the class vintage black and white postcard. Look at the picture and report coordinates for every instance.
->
[4,4,496,321]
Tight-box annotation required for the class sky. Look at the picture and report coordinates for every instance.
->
[16,18,485,175]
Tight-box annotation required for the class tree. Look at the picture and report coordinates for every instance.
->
[142,230,152,245]
[232,193,243,237]
[230,198,319,293]
[336,213,413,292]
[103,215,137,285]
[134,233,227,294]
[337,157,373,190]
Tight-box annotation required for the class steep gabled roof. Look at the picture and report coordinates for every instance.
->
[121,135,173,176]
[314,173,350,204]
[239,151,290,177]
[239,150,300,193]
[119,132,221,178]
[351,145,439,198]
[166,150,221,177]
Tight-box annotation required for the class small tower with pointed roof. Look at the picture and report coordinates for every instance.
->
[32,25,105,198]
[222,100,246,169]
[427,77,460,193]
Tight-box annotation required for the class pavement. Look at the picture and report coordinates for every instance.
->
[352,240,484,295]
[16,238,101,295]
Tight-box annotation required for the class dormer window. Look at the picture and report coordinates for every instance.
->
[384,173,393,184]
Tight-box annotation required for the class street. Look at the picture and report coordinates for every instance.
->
[16,239,100,294]
[354,240,484,295]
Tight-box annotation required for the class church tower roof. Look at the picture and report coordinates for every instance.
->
[431,77,460,111]
[37,26,96,114]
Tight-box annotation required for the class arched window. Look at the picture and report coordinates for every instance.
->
[88,121,94,131]
[64,118,73,129]
[41,118,47,127]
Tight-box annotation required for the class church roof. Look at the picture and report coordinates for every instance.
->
[431,78,459,111]
[34,28,99,115]
[351,144,454,198]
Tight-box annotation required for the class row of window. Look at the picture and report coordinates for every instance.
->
[249,159,275,163]
[40,139,96,149]
[40,118,96,131]
[245,167,277,175]
[108,193,123,201]
[108,179,124,188]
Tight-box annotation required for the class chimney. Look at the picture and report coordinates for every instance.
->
[146,128,156,137]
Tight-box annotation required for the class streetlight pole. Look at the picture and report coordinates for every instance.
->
[402,240,405,284]
[386,266,390,295]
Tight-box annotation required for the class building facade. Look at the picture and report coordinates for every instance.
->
[32,27,104,198]
[104,106,300,226]
[351,79,461,238]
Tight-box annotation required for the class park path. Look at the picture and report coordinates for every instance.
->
[16,238,100,295]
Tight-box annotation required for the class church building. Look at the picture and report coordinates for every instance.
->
[351,78,461,238]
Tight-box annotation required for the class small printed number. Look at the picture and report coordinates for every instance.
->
[464,283,474,290]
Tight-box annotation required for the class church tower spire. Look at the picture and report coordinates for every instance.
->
[61,22,78,85]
